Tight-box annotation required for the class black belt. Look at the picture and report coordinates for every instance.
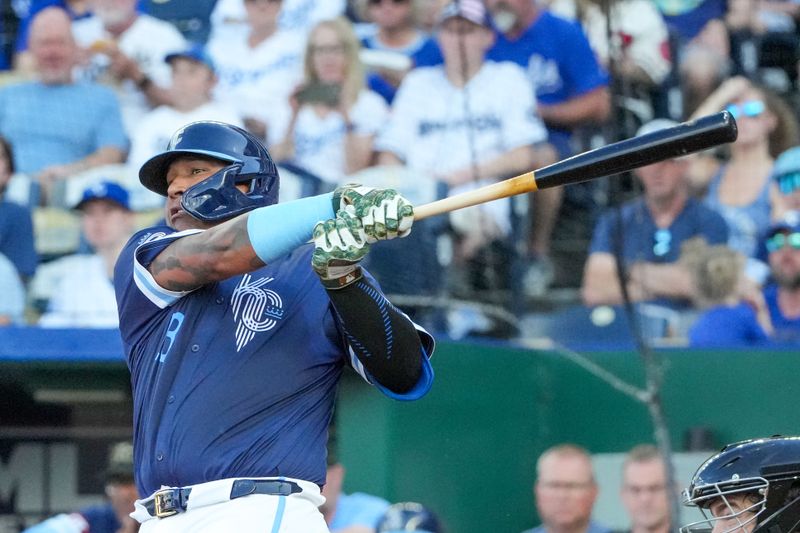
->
[144,479,303,518]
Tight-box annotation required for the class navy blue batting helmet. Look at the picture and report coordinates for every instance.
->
[682,436,800,533]
[377,502,442,533]
[139,121,280,222]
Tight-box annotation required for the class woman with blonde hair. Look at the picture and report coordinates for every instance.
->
[270,17,388,186]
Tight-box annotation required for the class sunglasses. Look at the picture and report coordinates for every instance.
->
[653,228,671,257]
[766,232,800,253]
[725,100,766,119]
[776,171,800,195]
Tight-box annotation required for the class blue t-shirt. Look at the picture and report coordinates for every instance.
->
[0,199,37,278]
[487,11,609,157]
[0,82,128,176]
[114,226,434,496]
[589,197,729,308]
[654,0,727,43]
[688,302,769,347]
[329,492,390,531]
[139,0,217,44]
[763,284,800,344]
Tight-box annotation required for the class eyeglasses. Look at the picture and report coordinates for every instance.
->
[766,232,800,252]
[725,100,766,119]
[776,171,800,195]
[653,229,671,257]
[310,44,346,56]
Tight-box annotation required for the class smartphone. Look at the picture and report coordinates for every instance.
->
[296,83,341,107]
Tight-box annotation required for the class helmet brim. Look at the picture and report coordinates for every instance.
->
[139,148,241,196]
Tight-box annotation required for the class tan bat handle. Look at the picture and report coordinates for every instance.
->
[413,171,537,221]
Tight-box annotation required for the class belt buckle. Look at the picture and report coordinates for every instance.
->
[154,489,180,518]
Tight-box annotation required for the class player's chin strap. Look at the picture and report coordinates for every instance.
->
[326,277,424,395]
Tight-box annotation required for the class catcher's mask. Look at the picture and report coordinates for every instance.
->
[139,121,280,222]
[681,436,800,533]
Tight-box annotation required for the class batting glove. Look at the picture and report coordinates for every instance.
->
[312,211,370,290]
[332,184,414,243]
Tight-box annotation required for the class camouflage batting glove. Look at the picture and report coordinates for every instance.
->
[312,211,370,290]
[332,184,414,243]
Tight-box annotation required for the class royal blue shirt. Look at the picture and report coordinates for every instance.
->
[487,11,609,157]
[114,226,434,496]
[763,284,800,344]
[0,199,37,278]
[689,302,769,347]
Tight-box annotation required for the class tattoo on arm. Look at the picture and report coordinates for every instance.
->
[149,217,263,292]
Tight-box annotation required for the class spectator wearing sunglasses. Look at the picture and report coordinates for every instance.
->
[690,76,799,284]
[581,119,729,328]
[772,146,800,216]
[761,212,800,344]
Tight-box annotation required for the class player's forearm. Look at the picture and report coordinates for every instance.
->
[537,87,611,128]
[328,278,423,394]
[151,194,335,291]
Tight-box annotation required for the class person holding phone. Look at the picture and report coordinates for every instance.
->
[269,17,388,186]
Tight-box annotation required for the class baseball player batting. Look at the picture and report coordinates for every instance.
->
[113,121,434,532]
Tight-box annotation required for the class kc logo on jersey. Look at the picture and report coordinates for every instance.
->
[232,274,285,352]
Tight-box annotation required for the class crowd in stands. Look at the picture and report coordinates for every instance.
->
[0,0,799,347]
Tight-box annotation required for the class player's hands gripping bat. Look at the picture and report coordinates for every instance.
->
[332,184,414,242]
[312,211,370,289]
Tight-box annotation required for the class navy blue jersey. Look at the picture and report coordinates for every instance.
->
[114,226,434,496]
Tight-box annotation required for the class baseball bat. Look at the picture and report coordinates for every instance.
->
[412,111,737,221]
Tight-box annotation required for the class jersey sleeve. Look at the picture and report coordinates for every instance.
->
[549,18,609,102]
[588,210,616,254]
[496,63,549,149]
[374,69,428,162]
[113,226,202,344]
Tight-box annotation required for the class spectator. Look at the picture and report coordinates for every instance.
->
[581,120,729,319]
[619,445,672,533]
[682,238,771,347]
[772,146,800,217]
[322,444,391,532]
[523,444,610,533]
[206,0,307,141]
[761,212,800,344]
[0,135,37,283]
[33,181,134,328]
[23,441,140,533]
[13,0,93,71]
[0,7,128,206]
[71,0,187,133]
[357,0,441,104]
[126,44,243,209]
[484,0,611,298]
[377,502,442,533]
[689,76,798,283]
[270,17,388,186]
[652,0,728,56]
[376,0,554,305]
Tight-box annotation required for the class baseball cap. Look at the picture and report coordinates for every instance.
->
[636,118,679,137]
[165,43,215,72]
[438,0,492,28]
[74,180,131,211]
[377,502,442,533]
[772,146,800,195]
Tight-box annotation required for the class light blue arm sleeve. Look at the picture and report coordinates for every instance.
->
[246,193,334,264]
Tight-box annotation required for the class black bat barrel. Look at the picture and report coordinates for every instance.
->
[533,111,738,191]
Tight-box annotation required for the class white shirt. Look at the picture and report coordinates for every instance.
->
[72,14,188,133]
[207,27,304,129]
[37,255,120,328]
[270,89,388,185]
[376,61,547,234]
[126,102,245,210]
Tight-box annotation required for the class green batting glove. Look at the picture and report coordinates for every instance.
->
[312,211,370,290]
[332,184,414,243]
